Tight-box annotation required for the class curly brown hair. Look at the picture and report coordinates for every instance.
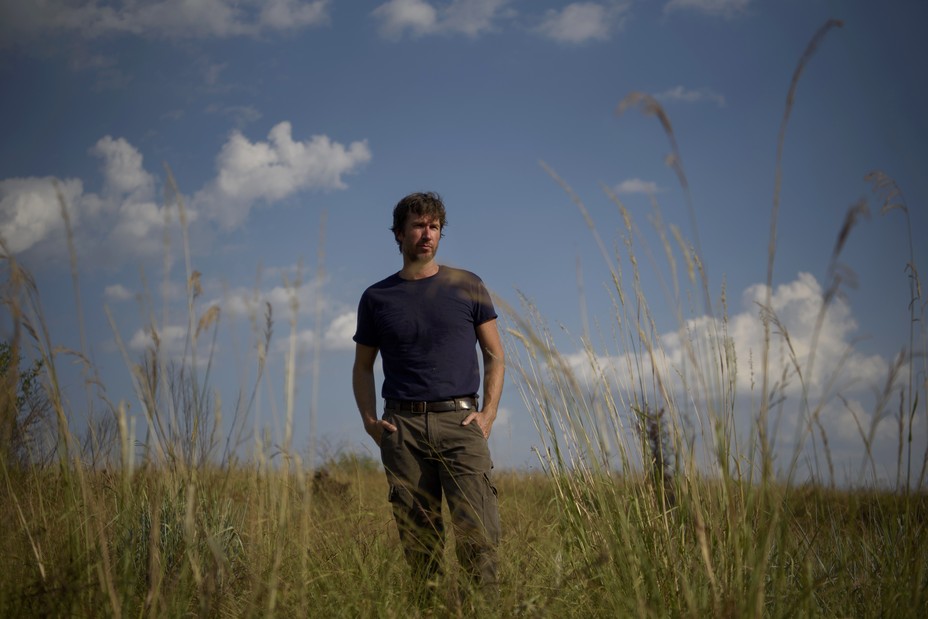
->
[390,191,447,250]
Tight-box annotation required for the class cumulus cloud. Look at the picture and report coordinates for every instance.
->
[0,123,369,262]
[566,273,887,397]
[0,177,82,255]
[89,136,180,257]
[615,178,662,195]
[195,122,371,229]
[663,0,750,18]
[0,0,330,43]
[92,136,155,200]
[214,277,327,321]
[536,271,908,481]
[324,312,359,350]
[558,273,891,444]
[372,0,511,39]
[654,85,727,107]
[108,201,178,253]
[0,135,177,259]
[197,273,353,374]
[535,2,629,44]
[277,312,358,358]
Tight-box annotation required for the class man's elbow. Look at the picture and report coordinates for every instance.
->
[485,350,505,371]
[353,362,373,378]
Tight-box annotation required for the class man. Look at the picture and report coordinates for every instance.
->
[352,191,504,598]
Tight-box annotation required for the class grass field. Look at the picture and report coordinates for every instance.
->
[1,454,926,616]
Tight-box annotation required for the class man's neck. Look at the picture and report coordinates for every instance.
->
[399,259,439,280]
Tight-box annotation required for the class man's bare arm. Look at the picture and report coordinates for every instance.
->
[352,343,395,444]
[463,318,505,438]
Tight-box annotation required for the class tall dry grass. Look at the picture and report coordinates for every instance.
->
[500,17,927,618]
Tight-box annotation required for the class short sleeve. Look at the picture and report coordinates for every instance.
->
[472,276,497,326]
[353,292,379,347]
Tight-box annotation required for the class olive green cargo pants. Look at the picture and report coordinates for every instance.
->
[379,407,500,592]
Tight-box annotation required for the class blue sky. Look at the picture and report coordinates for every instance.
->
[1,0,925,484]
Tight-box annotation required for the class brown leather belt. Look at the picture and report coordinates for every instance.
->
[384,397,477,413]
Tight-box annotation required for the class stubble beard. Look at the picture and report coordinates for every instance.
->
[404,240,438,263]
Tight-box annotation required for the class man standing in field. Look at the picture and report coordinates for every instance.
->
[352,191,504,599]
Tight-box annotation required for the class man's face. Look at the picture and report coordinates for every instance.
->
[397,214,441,261]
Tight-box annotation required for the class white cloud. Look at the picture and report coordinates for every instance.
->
[211,276,327,321]
[91,135,155,200]
[373,0,438,37]
[372,0,511,39]
[732,274,889,394]
[542,272,905,481]
[560,272,892,429]
[86,136,182,256]
[325,311,358,350]
[277,312,358,358]
[654,85,726,107]
[104,283,134,301]
[0,177,82,255]
[535,2,628,44]
[219,289,266,320]
[195,121,371,228]
[259,0,330,30]
[615,178,661,195]
[0,0,330,43]
[106,201,179,256]
[663,0,750,18]
[206,276,352,373]
[0,124,369,262]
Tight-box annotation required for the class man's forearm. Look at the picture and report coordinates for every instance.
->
[352,364,378,425]
[481,356,504,417]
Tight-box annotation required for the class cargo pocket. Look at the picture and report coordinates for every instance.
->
[483,472,498,497]
[482,472,501,543]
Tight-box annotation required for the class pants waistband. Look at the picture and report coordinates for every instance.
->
[384,397,477,413]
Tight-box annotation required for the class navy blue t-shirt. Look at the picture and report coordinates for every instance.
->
[353,266,497,401]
